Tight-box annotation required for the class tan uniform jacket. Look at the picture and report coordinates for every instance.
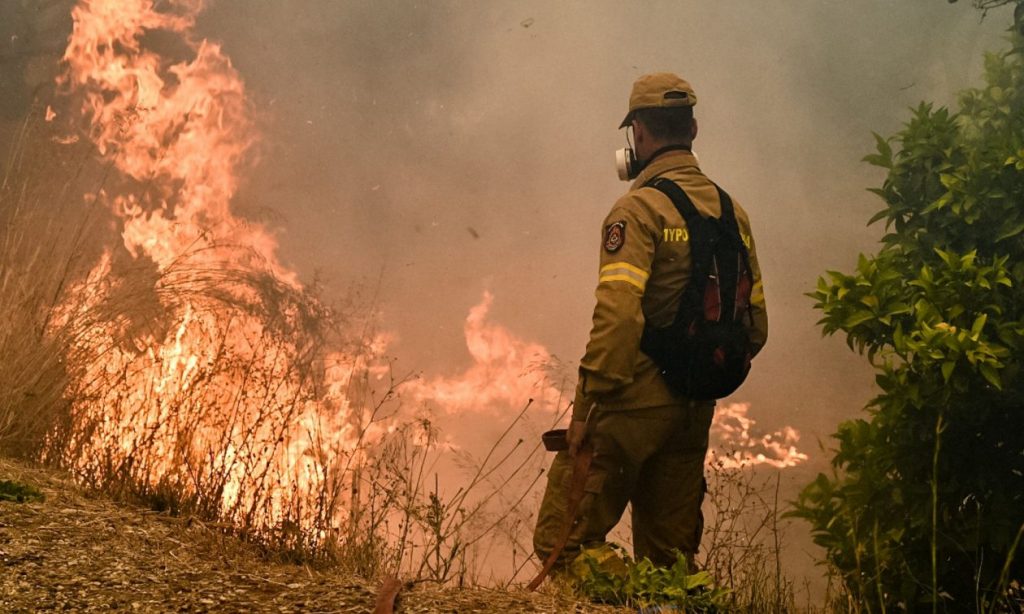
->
[572,150,768,419]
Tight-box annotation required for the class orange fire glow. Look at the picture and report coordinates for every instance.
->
[53,0,381,544]
[409,291,568,416]
[710,402,809,469]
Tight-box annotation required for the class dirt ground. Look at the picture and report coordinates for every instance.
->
[0,458,618,613]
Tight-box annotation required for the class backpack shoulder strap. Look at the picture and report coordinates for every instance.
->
[712,183,740,234]
[645,177,704,227]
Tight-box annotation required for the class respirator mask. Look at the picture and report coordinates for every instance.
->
[614,125,700,181]
[615,126,640,181]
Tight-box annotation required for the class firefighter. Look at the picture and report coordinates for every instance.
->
[533,72,768,572]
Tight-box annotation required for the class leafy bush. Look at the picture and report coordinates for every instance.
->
[571,545,729,611]
[791,25,1024,613]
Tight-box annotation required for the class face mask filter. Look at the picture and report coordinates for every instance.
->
[615,126,639,181]
[615,147,638,181]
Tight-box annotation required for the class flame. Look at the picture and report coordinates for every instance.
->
[51,0,380,545]
[61,0,291,283]
[709,402,809,469]
[409,291,567,415]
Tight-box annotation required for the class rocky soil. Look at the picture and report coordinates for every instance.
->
[0,458,617,613]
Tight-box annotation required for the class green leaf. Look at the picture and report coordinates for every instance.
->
[684,570,714,590]
[979,364,1002,389]
[996,221,1024,242]
[868,208,891,226]
[844,311,876,328]
[971,313,988,337]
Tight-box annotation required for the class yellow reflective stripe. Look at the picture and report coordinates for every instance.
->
[600,262,650,280]
[599,261,649,291]
[751,280,765,306]
[599,273,646,291]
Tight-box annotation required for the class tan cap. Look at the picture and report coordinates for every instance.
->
[619,72,697,128]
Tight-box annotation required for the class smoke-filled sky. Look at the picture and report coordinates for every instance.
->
[189,0,1011,438]
[0,0,1016,596]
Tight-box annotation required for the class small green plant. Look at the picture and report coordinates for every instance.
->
[571,545,729,611]
[0,479,44,503]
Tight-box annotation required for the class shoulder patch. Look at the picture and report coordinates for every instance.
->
[604,221,627,253]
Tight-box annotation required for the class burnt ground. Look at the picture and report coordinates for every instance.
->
[0,458,618,613]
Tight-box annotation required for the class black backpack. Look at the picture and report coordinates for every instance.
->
[640,178,754,401]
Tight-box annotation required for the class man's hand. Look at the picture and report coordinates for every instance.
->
[567,419,587,457]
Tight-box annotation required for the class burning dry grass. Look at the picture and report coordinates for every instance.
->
[2,0,489,579]
[0,126,577,592]
[46,235,378,555]
[0,110,546,586]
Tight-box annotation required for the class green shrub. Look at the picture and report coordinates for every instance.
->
[791,23,1024,613]
[571,545,729,611]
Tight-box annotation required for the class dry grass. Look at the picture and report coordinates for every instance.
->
[0,112,103,458]
[0,455,621,613]
[701,452,799,612]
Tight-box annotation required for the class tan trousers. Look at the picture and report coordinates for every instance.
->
[533,403,714,568]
